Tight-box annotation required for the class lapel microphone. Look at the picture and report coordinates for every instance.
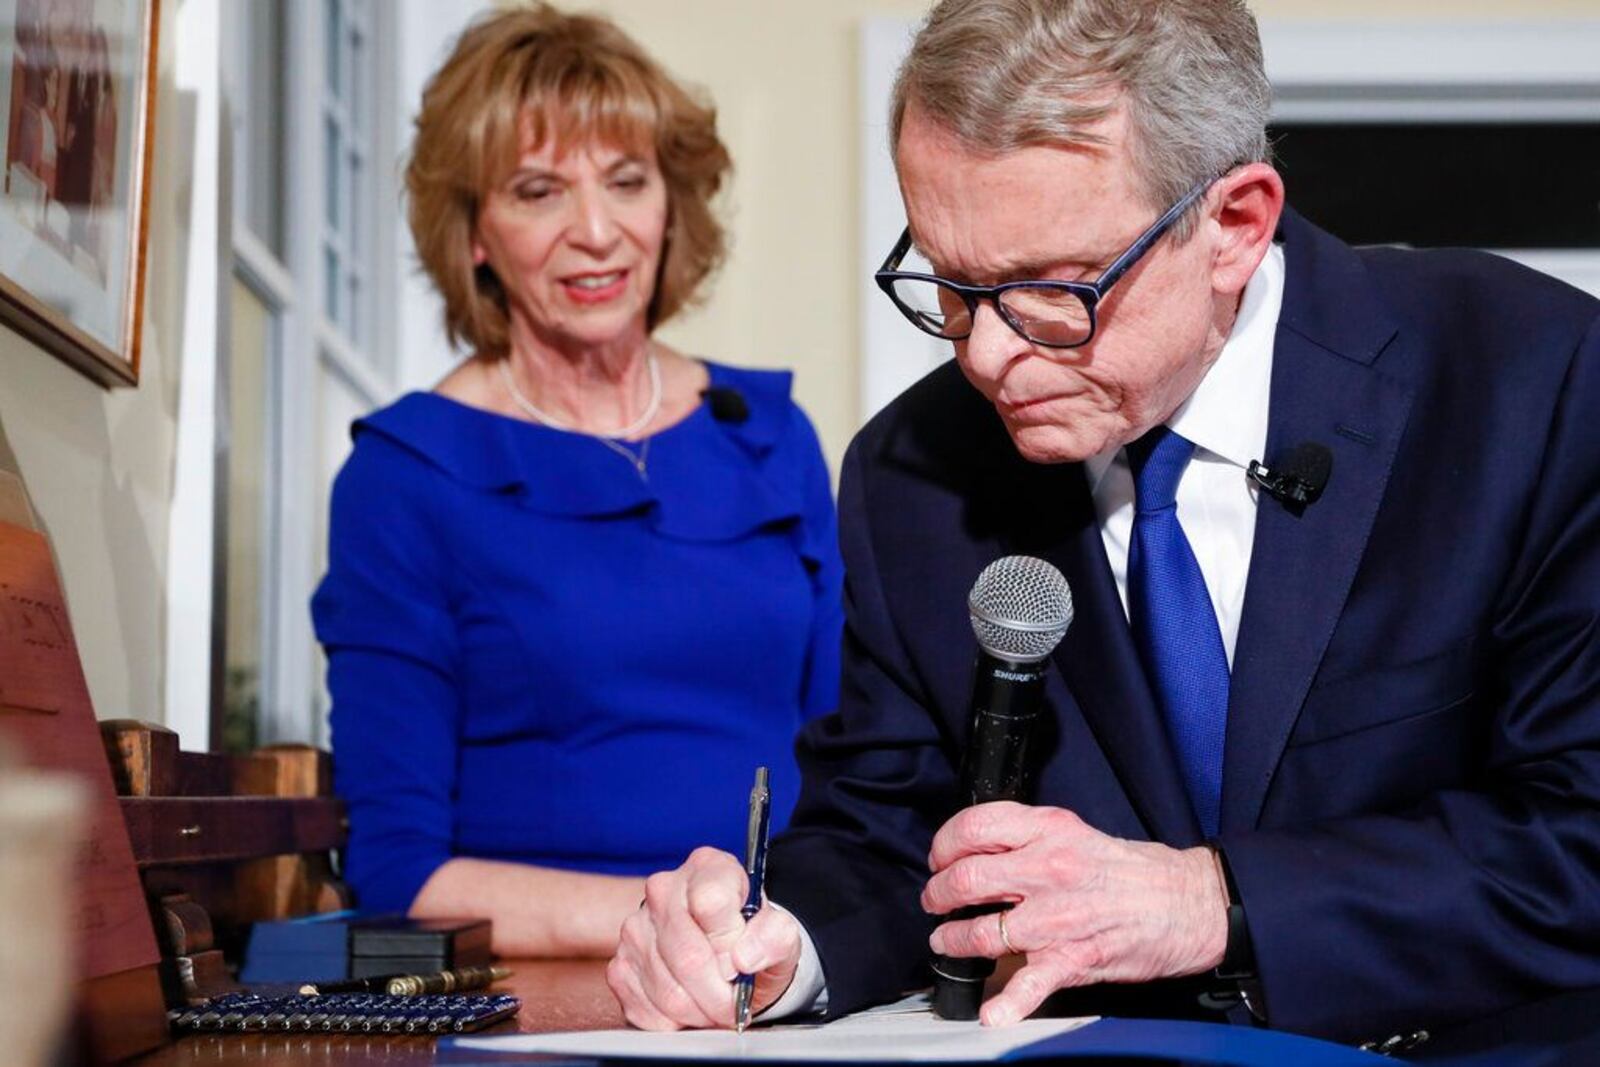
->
[700,385,749,423]
[1247,442,1332,516]
[931,555,1074,1020]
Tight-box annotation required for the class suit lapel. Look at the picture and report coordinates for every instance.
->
[1220,212,1416,831]
[1006,460,1203,845]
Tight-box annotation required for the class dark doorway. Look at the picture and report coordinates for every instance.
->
[1268,122,1600,249]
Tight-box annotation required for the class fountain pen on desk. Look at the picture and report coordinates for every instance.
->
[299,963,511,996]
[733,766,772,1033]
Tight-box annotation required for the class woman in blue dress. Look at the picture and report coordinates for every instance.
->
[312,4,842,958]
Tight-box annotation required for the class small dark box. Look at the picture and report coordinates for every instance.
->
[347,916,492,977]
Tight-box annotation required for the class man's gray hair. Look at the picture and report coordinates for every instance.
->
[890,0,1271,238]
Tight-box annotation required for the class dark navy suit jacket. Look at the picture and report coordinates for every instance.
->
[767,209,1600,1053]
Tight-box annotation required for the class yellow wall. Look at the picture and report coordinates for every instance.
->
[0,0,181,723]
[585,0,1600,470]
[582,0,926,471]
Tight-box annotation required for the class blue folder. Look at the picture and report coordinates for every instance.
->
[1007,1017,1388,1063]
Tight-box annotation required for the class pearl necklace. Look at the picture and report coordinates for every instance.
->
[498,351,661,478]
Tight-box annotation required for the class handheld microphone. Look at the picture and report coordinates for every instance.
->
[930,555,1073,1020]
[1247,442,1332,515]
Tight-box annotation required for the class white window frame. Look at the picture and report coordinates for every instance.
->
[1259,20,1600,124]
[198,0,400,749]
[168,0,525,750]
[165,0,226,751]
[261,0,399,747]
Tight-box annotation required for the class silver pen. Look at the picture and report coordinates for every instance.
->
[733,766,771,1032]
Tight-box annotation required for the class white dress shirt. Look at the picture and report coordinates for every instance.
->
[1086,242,1284,661]
[765,244,1287,1021]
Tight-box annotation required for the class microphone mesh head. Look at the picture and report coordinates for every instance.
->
[968,556,1073,663]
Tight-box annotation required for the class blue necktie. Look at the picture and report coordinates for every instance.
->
[1126,427,1230,838]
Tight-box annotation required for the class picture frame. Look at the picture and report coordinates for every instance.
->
[0,0,159,388]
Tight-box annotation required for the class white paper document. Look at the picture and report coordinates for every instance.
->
[452,993,1098,1061]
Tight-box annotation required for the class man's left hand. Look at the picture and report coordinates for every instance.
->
[923,801,1228,1026]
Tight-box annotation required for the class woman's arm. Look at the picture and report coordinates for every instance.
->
[411,858,645,958]
[315,439,463,913]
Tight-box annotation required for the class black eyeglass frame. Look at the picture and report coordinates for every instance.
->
[874,177,1215,349]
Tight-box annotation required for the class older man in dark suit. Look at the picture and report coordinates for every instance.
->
[607,0,1600,1056]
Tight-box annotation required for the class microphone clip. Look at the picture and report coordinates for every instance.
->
[1246,460,1317,506]
[1246,442,1332,517]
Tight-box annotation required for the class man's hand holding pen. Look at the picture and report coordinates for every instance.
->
[607,845,803,1031]
[734,767,774,1031]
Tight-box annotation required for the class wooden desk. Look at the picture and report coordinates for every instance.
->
[132,959,624,1065]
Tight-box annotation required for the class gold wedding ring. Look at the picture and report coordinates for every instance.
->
[997,910,1017,955]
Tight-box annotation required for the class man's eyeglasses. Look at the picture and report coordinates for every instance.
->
[874,178,1213,350]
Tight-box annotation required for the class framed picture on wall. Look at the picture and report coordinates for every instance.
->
[0,0,158,387]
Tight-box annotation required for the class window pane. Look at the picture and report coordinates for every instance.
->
[324,244,341,325]
[224,277,274,754]
[349,274,362,344]
[349,153,362,250]
[351,29,365,136]
[237,0,287,256]
[325,0,344,99]
[324,117,341,231]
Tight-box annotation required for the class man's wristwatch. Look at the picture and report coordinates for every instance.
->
[1202,843,1267,1022]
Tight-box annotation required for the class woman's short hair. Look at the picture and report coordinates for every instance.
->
[890,0,1271,241]
[406,3,731,356]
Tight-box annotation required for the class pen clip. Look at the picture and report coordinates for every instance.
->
[744,767,771,899]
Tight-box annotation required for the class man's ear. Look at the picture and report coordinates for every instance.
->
[1209,162,1284,296]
